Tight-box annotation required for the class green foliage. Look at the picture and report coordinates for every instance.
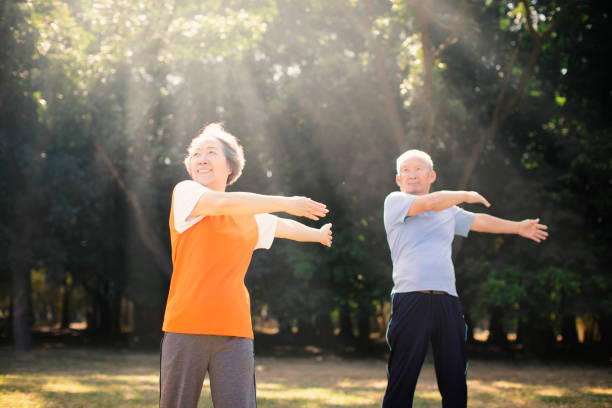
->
[481,267,527,310]
[1,0,610,353]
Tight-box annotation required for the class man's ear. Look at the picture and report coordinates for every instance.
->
[430,170,437,184]
[396,174,401,188]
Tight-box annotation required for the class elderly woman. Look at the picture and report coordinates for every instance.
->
[160,123,332,408]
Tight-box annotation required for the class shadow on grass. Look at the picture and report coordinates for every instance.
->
[1,371,159,407]
[2,348,611,408]
[537,394,611,405]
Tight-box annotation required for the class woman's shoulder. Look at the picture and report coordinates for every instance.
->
[173,179,209,194]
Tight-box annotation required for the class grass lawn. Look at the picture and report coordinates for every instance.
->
[0,347,610,407]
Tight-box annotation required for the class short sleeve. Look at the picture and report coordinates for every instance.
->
[173,180,209,234]
[453,206,475,237]
[384,192,417,232]
[254,213,278,250]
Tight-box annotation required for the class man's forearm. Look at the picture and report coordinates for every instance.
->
[409,190,490,216]
[471,213,519,234]
[408,191,469,215]
[427,191,471,212]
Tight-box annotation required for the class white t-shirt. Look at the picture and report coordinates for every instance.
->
[383,191,475,296]
[172,180,278,250]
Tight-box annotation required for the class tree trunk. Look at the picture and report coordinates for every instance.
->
[342,0,405,149]
[458,1,573,191]
[96,290,113,342]
[61,279,72,329]
[339,303,354,340]
[11,267,32,350]
[464,312,475,344]
[417,2,435,144]
[314,313,335,344]
[561,314,578,346]
[487,307,507,345]
[111,292,122,343]
[597,315,612,349]
[518,316,555,355]
[297,316,316,343]
[86,293,100,337]
[90,137,172,278]
[133,302,164,346]
[357,311,371,346]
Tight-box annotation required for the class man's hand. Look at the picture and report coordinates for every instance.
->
[464,191,491,207]
[318,223,333,247]
[284,197,329,220]
[518,218,549,243]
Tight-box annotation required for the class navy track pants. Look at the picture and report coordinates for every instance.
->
[382,292,468,408]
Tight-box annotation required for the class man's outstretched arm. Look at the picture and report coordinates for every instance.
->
[471,214,549,243]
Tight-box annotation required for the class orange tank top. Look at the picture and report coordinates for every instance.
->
[162,195,258,339]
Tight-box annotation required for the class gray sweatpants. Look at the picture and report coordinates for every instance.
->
[160,332,256,408]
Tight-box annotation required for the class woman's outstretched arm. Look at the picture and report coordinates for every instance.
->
[191,190,328,220]
[275,219,333,247]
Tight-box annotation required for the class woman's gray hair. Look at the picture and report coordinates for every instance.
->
[184,123,246,185]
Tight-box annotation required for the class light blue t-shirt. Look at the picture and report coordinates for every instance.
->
[383,191,475,296]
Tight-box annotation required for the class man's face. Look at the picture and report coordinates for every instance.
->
[396,156,436,195]
[188,137,231,191]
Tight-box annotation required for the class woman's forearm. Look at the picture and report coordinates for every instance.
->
[275,218,321,242]
[191,191,328,221]
[191,191,289,217]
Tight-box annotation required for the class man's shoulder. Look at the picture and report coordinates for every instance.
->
[384,191,416,205]
[384,191,403,200]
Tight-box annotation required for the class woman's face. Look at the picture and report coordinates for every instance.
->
[188,137,231,191]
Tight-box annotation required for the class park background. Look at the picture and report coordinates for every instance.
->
[1,0,610,406]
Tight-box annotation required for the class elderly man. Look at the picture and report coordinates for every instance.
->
[382,149,548,407]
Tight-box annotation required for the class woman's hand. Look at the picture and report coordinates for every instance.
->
[518,218,549,243]
[284,196,329,220]
[318,223,333,247]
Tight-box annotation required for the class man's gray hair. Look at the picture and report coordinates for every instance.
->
[396,149,434,174]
